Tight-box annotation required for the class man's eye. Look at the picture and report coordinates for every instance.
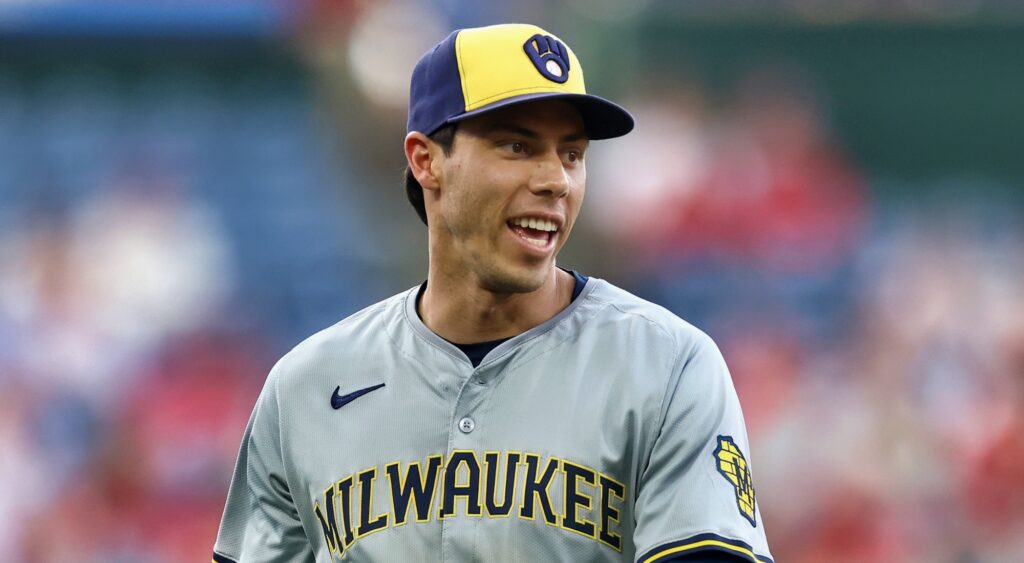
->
[510,142,525,153]
[565,150,581,163]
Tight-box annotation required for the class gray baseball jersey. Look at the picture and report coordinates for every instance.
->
[213,277,772,563]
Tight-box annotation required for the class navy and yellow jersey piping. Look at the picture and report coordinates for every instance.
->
[637,533,774,563]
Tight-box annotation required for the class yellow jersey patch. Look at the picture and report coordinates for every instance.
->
[714,436,757,526]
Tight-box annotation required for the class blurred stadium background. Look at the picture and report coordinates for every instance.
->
[1,1,1023,561]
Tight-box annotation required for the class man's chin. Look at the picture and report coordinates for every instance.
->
[477,264,552,296]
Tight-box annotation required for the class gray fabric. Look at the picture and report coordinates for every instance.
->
[214,278,772,562]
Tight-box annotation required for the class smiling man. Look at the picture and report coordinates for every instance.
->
[409,100,588,344]
[213,24,772,563]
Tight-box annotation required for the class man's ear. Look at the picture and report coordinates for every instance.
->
[405,132,441,192]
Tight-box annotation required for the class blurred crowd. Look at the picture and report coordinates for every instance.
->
[2,3,1024,562]
[589,64,1024,562]
[0,172,266,561]
[0,47,379,560]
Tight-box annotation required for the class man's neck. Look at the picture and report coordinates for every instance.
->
[418,267,575,345]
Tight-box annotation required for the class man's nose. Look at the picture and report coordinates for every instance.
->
[528,150,571,198]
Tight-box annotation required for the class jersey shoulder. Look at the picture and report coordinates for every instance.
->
[586,278,717,358]
[269,286,413,386]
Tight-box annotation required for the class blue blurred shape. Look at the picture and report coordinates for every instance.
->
[0,0,291,37]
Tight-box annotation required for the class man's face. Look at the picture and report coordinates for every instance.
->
[430,99,589,294]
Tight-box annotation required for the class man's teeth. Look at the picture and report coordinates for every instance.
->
[509,217,557,248]
[510,217,557,232]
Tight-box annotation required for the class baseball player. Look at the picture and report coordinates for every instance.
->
[213,23,772,563]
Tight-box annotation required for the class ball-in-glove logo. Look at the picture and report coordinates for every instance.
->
[523,33,570,83]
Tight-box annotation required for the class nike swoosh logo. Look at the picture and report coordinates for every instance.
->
[331,383,385,410]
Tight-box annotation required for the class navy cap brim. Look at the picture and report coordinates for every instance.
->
[444,92,634,140]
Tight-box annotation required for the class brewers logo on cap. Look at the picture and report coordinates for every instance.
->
[407,23,633,140]
[523,33,571,83]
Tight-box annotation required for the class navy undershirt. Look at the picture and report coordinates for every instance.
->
[415,269,589,367]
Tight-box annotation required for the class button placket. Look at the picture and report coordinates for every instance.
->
[452,366,490,438]
[442,369,489,562]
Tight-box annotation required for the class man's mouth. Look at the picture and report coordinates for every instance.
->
[507,217,558,248]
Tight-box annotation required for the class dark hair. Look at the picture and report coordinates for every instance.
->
[405,124,457,226]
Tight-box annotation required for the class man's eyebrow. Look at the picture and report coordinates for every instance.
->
[489,124,589,143]
[561,131,589,143]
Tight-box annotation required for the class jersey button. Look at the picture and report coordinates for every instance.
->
[458,416,475,434]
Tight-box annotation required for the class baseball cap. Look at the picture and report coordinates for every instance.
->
[407,23,634,140]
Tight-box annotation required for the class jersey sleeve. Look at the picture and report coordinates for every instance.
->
[633,332,773,563]
[213,364,315,563]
